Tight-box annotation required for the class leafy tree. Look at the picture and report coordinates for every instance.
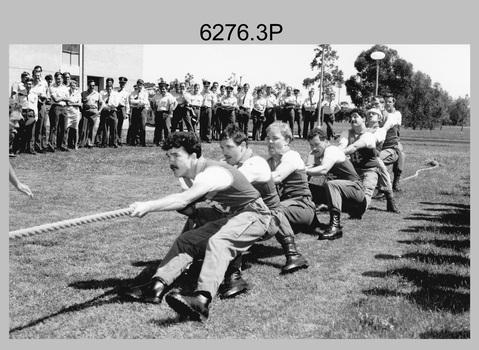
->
[344,44,414,108]
[449,95,470,129]
[303,44,344,97]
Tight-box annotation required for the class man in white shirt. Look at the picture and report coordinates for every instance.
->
[236,83,254,137]
[129,79,150,146]
[115,76,130,146]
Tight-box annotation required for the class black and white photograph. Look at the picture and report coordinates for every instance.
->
[5,0,474,343]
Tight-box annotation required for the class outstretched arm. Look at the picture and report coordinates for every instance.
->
[9,163,33,198]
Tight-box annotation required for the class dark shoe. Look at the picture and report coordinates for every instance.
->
[165,291,210,321]
[384,190,400,213]
[318,211,343,240]
[278,236,309,274]
[60,147,70,152]
[218,270,249,299]
[120,277,166,304]
[46,146,55,153]
[349,197,367,220]
[9,153,16,158]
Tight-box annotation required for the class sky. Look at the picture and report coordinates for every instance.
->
[143,44,470,103]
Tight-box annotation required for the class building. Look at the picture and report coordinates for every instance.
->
[9,44,144,92]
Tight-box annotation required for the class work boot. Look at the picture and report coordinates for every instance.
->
[384,190,400,213]
[277,235,309,274]
[349,197,367,219]
[392,174,401,192]
[218,255,249,299]
[318,210,343,240]
[120,277,166,304]
[165,290,211,322]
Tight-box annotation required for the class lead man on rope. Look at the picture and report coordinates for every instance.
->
[121,131,272,321]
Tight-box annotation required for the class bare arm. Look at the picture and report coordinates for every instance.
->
[9,163,33,198]
[271,161,296,184]
[306,156,335,176]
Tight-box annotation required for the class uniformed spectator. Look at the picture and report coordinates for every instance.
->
[63,80,83,150]
[278,86,295,132]
[115,76,130,146]
[199,79,215,143]
[236,83,253,137]
[218,86,237,132]
[57,72,73,150]
[46,72,70,152]
[171,82,194,133]
[79,80,102,148]
[321,92,341,140]
[188,83,202,134]
[261,85,277,140]
[31,69,48,153]
[128,79,150,146]
[12,77,38,155]
[150,82,176,146]
[302,88,318,139]
[251,88,266,141]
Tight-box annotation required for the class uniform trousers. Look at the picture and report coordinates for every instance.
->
[34,102,47,151]
[281,107,295,131]
[152,198,271,298]
[381,145,405,178]
[79,108,99,147]
[190,106,200,134]
[47,104,65,149]
[324,113,336,140]
[302,110,316,139]
[237,107,251,136]
[100,109,118,147]
[13,110,36,153]
[130,107,148,146]
[199,107,212,141]
[261,107,276,140]
[309,180,365,213]
[116,105,127,145]
[171,105,193,133]
[356,167,379,208]
[154,110,170,145]
[294,108,302,138]
[251,109,264,141]
[279,195,316,234]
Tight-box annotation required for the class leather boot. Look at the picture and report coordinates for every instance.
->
[384,190,400,213]
[121,277,166,304]
[277,235,309,274]
[218,255,249,299]
[318,210,343,240]
[165,290,211,321]
[392,174,401,192]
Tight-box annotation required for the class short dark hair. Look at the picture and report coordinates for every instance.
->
[307,127,327,141]
[62,71,71,78]
[54,71,63,79]
[162,131,202,158]
[219,124,248,145]
[383,92,395,101]
[33,65,42,72]
[45,74,53,81]
[347,108,367,121]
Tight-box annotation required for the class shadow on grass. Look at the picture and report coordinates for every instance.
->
[419,329,470,339]
[362,199,470,316]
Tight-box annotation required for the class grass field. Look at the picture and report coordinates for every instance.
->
[8,125,470,339]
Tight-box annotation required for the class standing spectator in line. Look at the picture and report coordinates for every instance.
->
[171,82,193,133]
[292,88,303,139]
[278,86,295,132]
[57,72,73,150]
[188,83,202,134]
[128,79,150,146]
[199,80,215,143]
[236,83,253,138]
[251,88,266,141]
[80,80,102,148]
[99,84,120,148]
[261,85,277,140]
[12,77,38,155]
[10,71,30,98]
[321,92,341,140]
[63,80,83,150]
[218,86,237,131]
[32,69,48,153]
[210,83,222,140]
[115,76,130,146]
[265,121,322,234]
[383,93,405,191]
[9,99,33,198]
[334,101,350,123]
[126,84,138,145]
[95,77,114,146]
[150,82,176,146]
[46,72,69,152]
[306,127,367,240]
[302,88,318,139]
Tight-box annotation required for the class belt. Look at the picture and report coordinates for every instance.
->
[201,106,211,109]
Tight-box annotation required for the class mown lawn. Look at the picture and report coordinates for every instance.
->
[8,127,470,339]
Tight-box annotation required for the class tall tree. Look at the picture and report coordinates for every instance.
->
[449,95,470,129]
[344,44,414,108]
[303,44,344,97]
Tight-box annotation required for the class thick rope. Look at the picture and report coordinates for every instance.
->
[9,207,133,240]
[401,159,439,182]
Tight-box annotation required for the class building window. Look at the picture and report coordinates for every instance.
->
[62,44,80,66]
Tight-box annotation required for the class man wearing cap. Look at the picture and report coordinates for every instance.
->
[236,83,253,138]
[115,77,130,146]
[171,82,194,134]
[278,86,295,131]
[261,86,277,140]
[199,80,216,143]
[129,79,150,146]
[12,77,38,155]
[218,86,237,131]
[150,82,177,146]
